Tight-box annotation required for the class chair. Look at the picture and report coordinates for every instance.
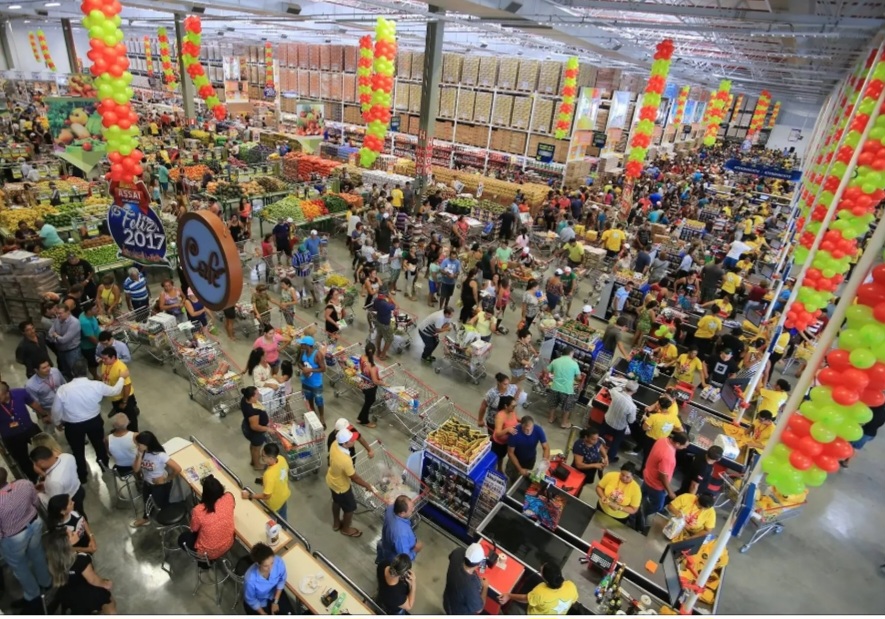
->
[181,544,232,607]
[110,467,141,518]
[145,495,188,574]
[221,556,253,611]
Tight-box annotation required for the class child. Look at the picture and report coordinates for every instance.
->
[427,255,441,307]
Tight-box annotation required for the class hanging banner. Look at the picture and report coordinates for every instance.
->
[723,158,802,181]
[607,91,632,129]
[107,180,170,266]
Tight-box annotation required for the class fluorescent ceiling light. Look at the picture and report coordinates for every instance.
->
[45,2,61,6]
[8,5,22,9]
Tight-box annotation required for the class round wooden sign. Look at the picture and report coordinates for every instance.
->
[176,211,243,312]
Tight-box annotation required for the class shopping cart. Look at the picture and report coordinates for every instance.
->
[738,485,807,554]
[433,332,492,384]
[326,342,365,390]
[167,321,221,377]
[185,353,244,417]
[332,357,398,408]
[279,319,320,363]
[352,440,429,528]
[222,303,273,337]
[366,308,417,355]
[371,364,443,429]
[523,355,553,409]
[105,306,152,355]
[405,396,476,453]
[265,391,326,480]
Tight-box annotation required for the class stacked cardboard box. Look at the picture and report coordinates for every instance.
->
[409,84,422,113]
[538,60,561,94]
[473,126,490,148]
[531,98,554,134]
[308,45,320,70]
[411,53,425,80]
[489,129,505,151]
[319,72,331,98]
[0,251,60,326]
[408,115,420,134]
[492,95,513,126]
[276,43,287,65]
[508,130,527,154]
[511,96,532,129]
[498,58,519,90]
[478,56,498,87]
[343,74,356,102]
[516,59,539,92]
[287,44,298,68]
[437,120,455,141]
[395,83,410,110]
[328,74,342,100]
[461,56,480,86]
[344,46,357,72]
[457,90,476,121]
[397,51,412,78]
[443,53,462,83]
[330,45,343,72]
[309,71,320,97]
[439,87,457,118]
[297,43,309,69]
[473,92,492,123]
[343,105,362,124]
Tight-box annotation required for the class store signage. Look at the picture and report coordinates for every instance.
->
[592,131,607,148]
[107,180,170,266]
[723,158,802,182]
[536,143,555,163]
[177,211,243,311]
[390,116,401,132]
[682,124,692,134]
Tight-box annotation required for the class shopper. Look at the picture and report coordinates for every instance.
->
[96,331,131,364]
[242,443,291,522]
[459,266,480,323]
[418,306,454,363]
[595,462,642,523]
[571,427,608,486]
[324,287,346,342]
[297,336,327,428]
[438,249,461,310]
[635,394,684,468]
[373,289,397,360]
[253,323,288,376]
[158,278,185,320]
[327,418,375,464]
[377,553,417,615]
[377,495,422,565]
[641,432,690,513]
[442,542,489,615]
[0,467,53,610]
[666,492,717,540]
[48,304,82,380]
[29,446,85,516]
[521,279,542,330]
[51,358,124,482]
[240,386,270,470]
[500,562,578,615]
[122,266,151,314]
[95,274,123,318]
[599,379,638,464]
[99,346,139,431]
[508,329,537,388]
[243,543,294,615]
[46,493,96,553]
[490,397,519,472]
[358,342,385,428]
[0,382,49,481]
[678,446,724,495]
[130,431,182,527]
[546,348,582,428]
[25,357,66,412]
[477,372,521,432]
[44,528,116,614]
[506,416,551,480]
[15,320,51,379]
[177,474,235,560]
[326,428,375,538]
[106,413,138,475]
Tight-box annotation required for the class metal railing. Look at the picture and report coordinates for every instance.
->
[312,550,384,615]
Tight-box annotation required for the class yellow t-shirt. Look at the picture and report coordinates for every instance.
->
[566,242,584,263]
[658,343,678,364]
[716,299,734,317]
[326,444,355,494]
[101,360,133,402]
[527,581,580,615]
[645,410,683,440]
[391,188,403,207]
[720,272,742,295]
[736,259,753,273]
[773,332,790,354]
[670,493,716,534]
[695,315,722,340]
[262,455,291,511]
[757,388,787,417]
[601,229,626,252]
[149,122,159,135]
[743,219,753,235]
[674,354,704,383]
[596,472,642,520]
[750,419,774,447]
[723,206,732,218]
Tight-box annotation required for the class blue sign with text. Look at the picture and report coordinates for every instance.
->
[723,158,802,182]
[106,180,169,266]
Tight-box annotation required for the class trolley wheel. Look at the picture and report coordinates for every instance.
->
[219,410,227,418]
[189,393,194,400]
[774,525,784,535]
[434,367,441,374]
[334,391,340,398]
[472,377,480,385]
[739,545,750,554]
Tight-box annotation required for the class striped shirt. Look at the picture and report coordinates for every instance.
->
[123,275,149,302]
[604,388,638,431]
[291,250,313,278]
[0,480,40,538]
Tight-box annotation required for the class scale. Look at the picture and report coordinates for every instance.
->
[588,529,625,574]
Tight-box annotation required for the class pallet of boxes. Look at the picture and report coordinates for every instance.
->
[651,223,671,246]
[0,250,60,326]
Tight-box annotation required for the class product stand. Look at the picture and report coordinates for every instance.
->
[549,320,603,406]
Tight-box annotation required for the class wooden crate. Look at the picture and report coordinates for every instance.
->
[516,59,539,92]
[538,60,561,95]
[511,96,531,129]
[509,130,527,155]
[328,73,342,100]
[411,52,425,80]
[344,46,357,72]
[439,86,457,118]
[461,56,480,86]
[454,124,472,145]
[492,94,513,126]
[473,92,492,124]
[329,45,343,72]
[478,56,498,88]
[490,128,506,151]
[319,45,331,71]
[288,44,299,69]
[436,120,454,141]
[298,70,310,96]
[309,71,320,97]
[319,72,332,99]
[442,53,462,83]
[457,90,476,121]
[397,51,412,78]
[342,73,356,102]
[531,98,554,134]
[409,84,422,113]
[297,43,309,69]
[343,104,362,124]
[498,58,519,90]
[473,125,490,148]
[408,115,420,135]
[395,81,410,110]
[308,45,320,70]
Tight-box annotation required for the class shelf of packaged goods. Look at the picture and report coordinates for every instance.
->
[426,496,469,525]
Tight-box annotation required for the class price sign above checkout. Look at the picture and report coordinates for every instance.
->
[106,180,170,267]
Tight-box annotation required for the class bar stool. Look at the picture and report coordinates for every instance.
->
[221,556,253,611]
[145,495,188,574]
[111,467,141,518]
[181,544,231,606]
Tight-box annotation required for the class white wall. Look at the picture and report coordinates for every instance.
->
[765,123,811,159]
[4,21,91,73]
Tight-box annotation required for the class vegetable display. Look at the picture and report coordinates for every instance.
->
[321,194,348,213]
[282,152,342,182]
[261,196,304,223]
[42,238,121,272]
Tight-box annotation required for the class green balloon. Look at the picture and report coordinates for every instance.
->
[850,347,876,369]
[810,421,836,443]
[832,161,847,178]
[845,305,874,328]
[776,479,806,497]
[761,455,781,475]
[851,404,873,424]
[772,443,791,461]
[836,421,864,442]
[809,386,832,403]
[820,407,845,428]
[839,328,865,351]
[861,323,885,346]
[799,400,822,421]
[803,466,828,487]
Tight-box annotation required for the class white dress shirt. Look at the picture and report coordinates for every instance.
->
[40,453,80,506]
[51,377,125,426]
[25,368,66,410]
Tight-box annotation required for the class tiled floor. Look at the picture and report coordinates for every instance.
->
[1,235,883,614]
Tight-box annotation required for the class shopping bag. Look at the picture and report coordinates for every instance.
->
[626,358,656,384]
[663,515,686,540]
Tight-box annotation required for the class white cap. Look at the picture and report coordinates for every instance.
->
[522,246,530,255]
[564,267,572,274]
[337,428,354,444]
[465,542,486,565]
[583,304,593,314]
[382,212,390,219]
[310,229,318,236]
[555,268,563,275]
[334,418,349,432]
[286,217,293,223]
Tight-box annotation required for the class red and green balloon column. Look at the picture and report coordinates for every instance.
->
[761,55,885,497]
[143,36,153,77]
[81,0,142,182]
[625,39,674,179]
[37,30,56,72]
[357,35,373,117]
[553,57,579,140]
[747,90,771,139]
[672,85,689,126]
[702,80,731,146]
[180,16,227,121]
[733,94,744,118]
[769,101,781,128]
[28,32,41,64]
[358,17,396,168]
[156,27,178,91]
[264,42,275,93]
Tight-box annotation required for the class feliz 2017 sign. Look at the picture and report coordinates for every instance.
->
[177,211,243,311]
[107,180,169,266]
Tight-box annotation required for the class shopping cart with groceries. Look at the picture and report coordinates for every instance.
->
[352,440,429,528]
[366,308,417,355]
[184,352,245,418]
[433,330,492,384]
[167,320,221,377]
[331,355,399,412]
[102,306,151,353]
[735,479,808,554]
[126,311,178,365]
[265,391,326,480]
[325,342,366,391]
[372,365,443,430]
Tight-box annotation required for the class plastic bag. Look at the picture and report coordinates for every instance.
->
[663,515,686,540]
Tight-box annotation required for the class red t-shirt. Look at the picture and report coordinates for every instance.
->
[643,438,677,491]
[190,492,235,560]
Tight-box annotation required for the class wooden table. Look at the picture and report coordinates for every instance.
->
[479,538,524,615]
[168,442,294,551]
[279,545,373,615]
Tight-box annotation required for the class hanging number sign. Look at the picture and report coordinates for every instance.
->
[106,180,169,266]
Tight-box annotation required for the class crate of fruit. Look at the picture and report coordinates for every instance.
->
[425,412,493,476]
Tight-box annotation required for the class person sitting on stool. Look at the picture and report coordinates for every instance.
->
[243,543,294,615]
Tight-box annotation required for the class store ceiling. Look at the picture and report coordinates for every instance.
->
[2,0,883,105]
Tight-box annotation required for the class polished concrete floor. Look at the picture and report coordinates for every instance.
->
[1,235,884,614]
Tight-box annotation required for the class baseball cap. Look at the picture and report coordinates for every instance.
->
[555,268,563,275]
[286,217,293,223]
[564,267,572,273]
[382,212,390,219]
[300,336,315,346]
[583,304,593,313]
[336,428,354,444]
[522,247,530,255]
[310,229,318,236]
[334,418,349,432]
[465,543,486,565]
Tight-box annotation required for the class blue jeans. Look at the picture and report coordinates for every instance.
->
[723,257,738,269]
[57,347,83,379]
[276,502,288,522]
[419,331,439,360]
[641,482,668,514]
[0,517,52,601]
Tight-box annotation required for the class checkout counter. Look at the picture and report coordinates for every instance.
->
[475,478,723,614]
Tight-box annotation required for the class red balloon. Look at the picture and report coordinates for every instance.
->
[817,367,840,386]
[781,429,803,450]
[789,450,813,471]
[787,414,813,437]
[842,368,870,391]
[866,361,885,384]
[833,386,860,406]
[821,437,853,460]
[860,388,885,407]
[797,435,823,457]
[814,455,840,473]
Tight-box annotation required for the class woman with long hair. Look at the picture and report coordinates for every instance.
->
[177,474,236,560]
[278,277,298,326]
[246,347,279,390]
[44,528,116,614]
[131,431,181,528]
[358,342,386,428]
[240,386,270,470]
[47,493,97,554]
[460,266,480,323]
[325,288,346,343]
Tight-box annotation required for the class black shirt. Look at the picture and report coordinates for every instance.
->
[706,354,738,385]
[717,334,745,360]
[863,403,885,438]
[700,263,724,290]
[428,194,443,210]
[15,334,50,378]
[602,325,621,353]
[60,259,94,288]
[376,563,409,614]
[442,548,483,615]
[679,454,713,495]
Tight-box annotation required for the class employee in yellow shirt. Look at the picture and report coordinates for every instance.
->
[600,223,627,258]
[326,428,375,538]
[763,329,792,386]
[655,337,679,374]
[667,492,717,539]
[99,346,139,431]
[757,379,791,418]
[694,307,723,357]
[391,184,404,208]
[673,347,706,384]
[638,395,684,467]
[736,257,754,273]
[702,295,734,319]
[242,443,291,521]
[747,410,775,450]
[502,564,579,614]
[595,463,643,522]
[719,267,743,297]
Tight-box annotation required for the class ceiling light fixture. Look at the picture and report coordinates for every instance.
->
[45,2,61,6]
[8,5,22,9]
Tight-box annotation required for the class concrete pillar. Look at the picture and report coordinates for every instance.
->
[0,22,15,70]
[174,13,196,121]
[61,18,79,74]
[415,5,444,195]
